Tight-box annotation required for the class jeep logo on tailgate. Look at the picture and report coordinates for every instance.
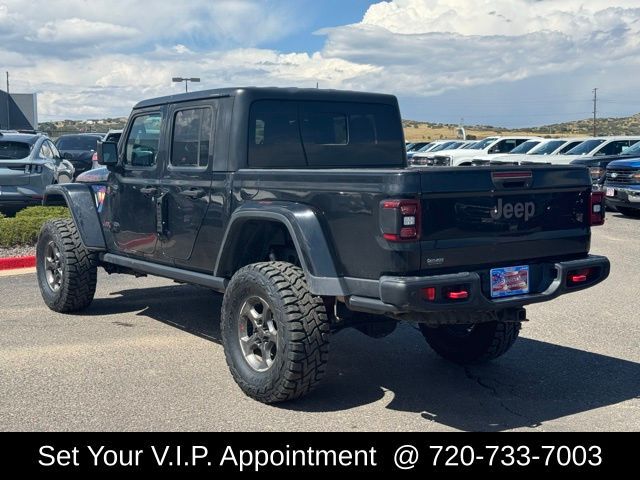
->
[490,199,535,221]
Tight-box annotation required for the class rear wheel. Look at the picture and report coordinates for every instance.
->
[221,261,330,403]
[420,321,520,365]
[36,219,98,312]
[617,207,640,218]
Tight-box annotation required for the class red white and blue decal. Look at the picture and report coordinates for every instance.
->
[92,185,107,213]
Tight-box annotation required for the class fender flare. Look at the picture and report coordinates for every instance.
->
[214,201,346,296]
[43,184,107,251]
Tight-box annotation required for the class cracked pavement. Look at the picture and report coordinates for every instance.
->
[0,214,638,431]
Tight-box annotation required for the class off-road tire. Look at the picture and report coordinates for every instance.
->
[221,261,330,403]
[36,219,98,313]
[420,321,520,365]
[617,207,640,218]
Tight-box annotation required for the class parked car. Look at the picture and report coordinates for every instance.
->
[570,139,640,190]
[37,87,609,404]
[410,140,468,165]
[473,138,586,165]
[603,158,640,217]
[534,136,640,165]
[0,131,74,215]
[410,136,538,167]
[471,138,543,164]
[54,133,104,178]
[90,130,124,169]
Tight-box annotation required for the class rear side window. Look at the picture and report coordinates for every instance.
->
[248,100,404,168]
[171,107,213,168]
[56,136,100,151]
[249,101,306,168]
[125,112,162,167]
[0,141,31,159]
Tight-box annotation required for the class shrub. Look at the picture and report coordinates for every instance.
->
[15,206,70,219]
[0,206,71,248]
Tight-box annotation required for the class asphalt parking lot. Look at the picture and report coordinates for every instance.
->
[0,214,638,432]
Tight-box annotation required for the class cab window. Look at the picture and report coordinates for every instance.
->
[124,112,163,167]
[170,108,213,168]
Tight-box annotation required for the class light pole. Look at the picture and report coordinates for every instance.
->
[172,77,200,93]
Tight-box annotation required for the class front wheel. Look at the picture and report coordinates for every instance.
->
[420,321,520,365]
[221,262,330,403]
[36,219,98,312]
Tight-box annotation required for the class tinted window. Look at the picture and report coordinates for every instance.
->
[249,101,306,168]
[125,113,163,167]
[105,133,122,143]
[299,102,404,167]
[565,139,605,155]
[557,141,582,153]
[171,108,213,167]
[530,140,565,155]
[248,100,404,168]
[56,135,100,151]
[301,112,347,145]
[597,140,637,156]
[508,140,540,154]
[0,141,31,159]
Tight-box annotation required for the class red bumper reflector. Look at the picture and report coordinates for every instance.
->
[570,274,588,283]
[447,291,469,300]
[422,287,436,301]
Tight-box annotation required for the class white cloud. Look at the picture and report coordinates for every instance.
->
[31,18,138,44]
[3,0,640,125]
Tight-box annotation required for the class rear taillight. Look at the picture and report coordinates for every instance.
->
[590,191,605,226]
[92,152,98,162]
[567,268,595,286]
[380,199,421,242]
[24,164,42,174]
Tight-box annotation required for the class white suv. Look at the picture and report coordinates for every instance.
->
[410,136,538,167]
[528,136,640,165]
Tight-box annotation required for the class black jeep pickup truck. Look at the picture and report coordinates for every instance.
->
[36,87,610,403]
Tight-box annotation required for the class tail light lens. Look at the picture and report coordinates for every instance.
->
[567,268,595,286]
[92,152,98,162]
[590,191,605,226]
[380,199,421,242]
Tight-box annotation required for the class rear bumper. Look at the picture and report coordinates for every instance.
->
[346,255,610,315]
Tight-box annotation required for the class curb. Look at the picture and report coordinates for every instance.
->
[0,256,36,271]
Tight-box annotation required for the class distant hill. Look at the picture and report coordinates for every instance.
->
[38,112,640,141]
[39,118,128,136]
[403,113,640,141]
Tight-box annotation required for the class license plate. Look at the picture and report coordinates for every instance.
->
[606,187,615,197]
[491,265,529,298]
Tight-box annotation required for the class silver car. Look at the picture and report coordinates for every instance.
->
[0,131,74,215]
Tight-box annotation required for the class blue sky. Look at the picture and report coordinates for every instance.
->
[2,0,640,127]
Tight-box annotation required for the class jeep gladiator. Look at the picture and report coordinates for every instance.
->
[36,87,610,403]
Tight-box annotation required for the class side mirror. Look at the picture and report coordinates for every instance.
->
[97,141,118,166]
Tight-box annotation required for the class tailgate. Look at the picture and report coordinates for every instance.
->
[0,162,30,186]
[419,166,592,270]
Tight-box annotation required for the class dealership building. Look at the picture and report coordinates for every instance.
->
[0,89,38,131]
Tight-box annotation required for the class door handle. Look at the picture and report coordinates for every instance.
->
[140,186,157,195]
[179,188,206,199]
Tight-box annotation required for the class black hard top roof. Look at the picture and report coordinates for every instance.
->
[133,87,398,110]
